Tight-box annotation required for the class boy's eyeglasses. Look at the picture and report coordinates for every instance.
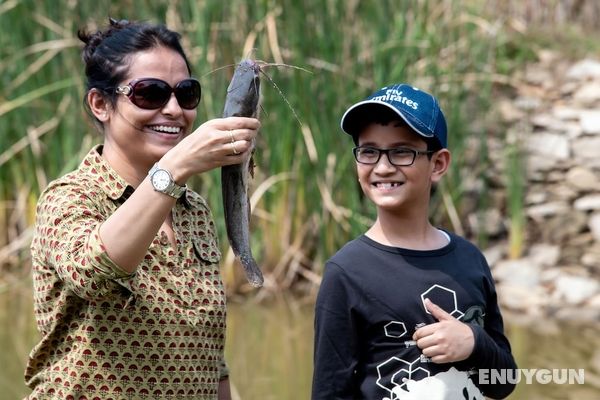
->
[116,78,201,110]
[353,146,435,167]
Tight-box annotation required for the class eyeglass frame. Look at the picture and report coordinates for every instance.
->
[115,77,201,110]
[352,146,436,167]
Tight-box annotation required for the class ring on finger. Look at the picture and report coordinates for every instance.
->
[231,141,240,155]
[229,129,235,143]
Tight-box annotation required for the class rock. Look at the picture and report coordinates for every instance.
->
[483,57,600,317]
[529,243,561,267]
[589,294,600,309]
[572,137,600,166]
[498,99,525,122]
[574,195,600,211]
[579,111,600,134]
[526,201,570,219]
[494,259,541,288]
[527,154,561,174]
[552,274,600,305]
[525,190,548,205]
[483,243,505,267]
[496,283,548,312]
[467,209,505,237]
[565,59,600,80]
[514,96,542,111]
[573,82,600,104]
[552,105,584,120]
[589,213,600,241]
[549,184,578,201]
[526,132,570,160]
[566,167,600,191]
[581,243,600,268]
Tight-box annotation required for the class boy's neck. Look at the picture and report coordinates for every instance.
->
[366,212,448,250]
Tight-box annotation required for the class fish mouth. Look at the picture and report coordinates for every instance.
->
[147,124,183,134]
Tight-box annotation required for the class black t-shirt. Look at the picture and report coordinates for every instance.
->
[312,233,517,400]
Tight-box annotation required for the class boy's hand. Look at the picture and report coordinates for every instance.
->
[412,298,475,363]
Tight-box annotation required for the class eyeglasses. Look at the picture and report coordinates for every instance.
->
[115,78,201,110]
[353,146,435,166]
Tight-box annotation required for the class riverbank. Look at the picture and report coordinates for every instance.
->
[482,54,600,322]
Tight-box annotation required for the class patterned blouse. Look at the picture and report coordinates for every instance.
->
[26,145,228,399]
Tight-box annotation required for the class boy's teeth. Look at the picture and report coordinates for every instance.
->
[151,125,180,133]
[376,182,399,189]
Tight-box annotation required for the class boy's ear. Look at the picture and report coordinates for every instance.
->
[431,149,451,183]
[87,89,111,122]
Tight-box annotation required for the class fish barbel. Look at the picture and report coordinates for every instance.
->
[221,59,264,287]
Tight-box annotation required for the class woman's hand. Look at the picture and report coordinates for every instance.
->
[161,116,260,183]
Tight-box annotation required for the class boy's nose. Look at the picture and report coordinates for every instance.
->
[373,153,397,173]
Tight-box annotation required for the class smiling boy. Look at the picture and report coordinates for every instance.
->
[312,84,517,399]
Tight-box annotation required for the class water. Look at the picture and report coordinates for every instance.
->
[2,279,599,399]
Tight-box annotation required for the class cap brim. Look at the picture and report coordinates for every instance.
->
[340,100,434,140]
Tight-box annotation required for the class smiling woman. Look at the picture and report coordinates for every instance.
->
[24,18,260,400]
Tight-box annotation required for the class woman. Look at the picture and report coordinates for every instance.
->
[25,18,259,399]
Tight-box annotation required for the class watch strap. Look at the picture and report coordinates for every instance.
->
[149,163,187,199]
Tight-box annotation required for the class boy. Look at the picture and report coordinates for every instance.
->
[312,84,517,399]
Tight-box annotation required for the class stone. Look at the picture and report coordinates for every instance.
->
[566,167,600,191]
[552,105,584,120]
[526,201,570,219]
[494,259,541,288]
[526,132,570,160]
[565,59,600,80]
[574,195,600,211]
[529,243,561,268]
[589,213,600,241]
[525,190,548,205]
[572,137,600,167]
[497,99,525,122]
[543,211,588,244]
[573,82,600,104]
[552,274,600,305]
[467,209,505,237]
[589,294,600,309]
[526,154,560,175]
[514,96,542,111]
[496,283,548,311]
[579,111,600,135]
[483,243,505,267]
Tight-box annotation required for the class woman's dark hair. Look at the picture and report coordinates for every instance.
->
[78,18,192,113]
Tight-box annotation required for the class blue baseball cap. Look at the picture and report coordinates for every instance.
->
[340,83,447,148]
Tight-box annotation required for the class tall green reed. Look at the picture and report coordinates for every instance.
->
[1,0,539,291]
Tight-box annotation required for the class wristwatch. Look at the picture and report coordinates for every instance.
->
[148,163,187,199]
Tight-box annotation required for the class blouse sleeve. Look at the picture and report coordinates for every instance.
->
[31,182,134,301]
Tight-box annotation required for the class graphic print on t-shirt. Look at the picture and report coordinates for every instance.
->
[375,284,484,400]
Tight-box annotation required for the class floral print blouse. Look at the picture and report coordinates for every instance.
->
[26,145,228,399]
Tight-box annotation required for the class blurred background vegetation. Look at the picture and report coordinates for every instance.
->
[1,0,600,295]
[3,1,600,399]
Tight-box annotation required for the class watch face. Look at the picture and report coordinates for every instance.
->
[151,169,171,191]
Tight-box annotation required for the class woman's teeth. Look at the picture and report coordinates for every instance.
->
[150,125,181,134]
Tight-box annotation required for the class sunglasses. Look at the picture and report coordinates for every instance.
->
[115,78,201,110]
